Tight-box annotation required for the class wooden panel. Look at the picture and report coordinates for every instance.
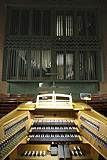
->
[80,129,107,159]
[32,110,77,119]
[9,148,17,160]
[78,110,107,159]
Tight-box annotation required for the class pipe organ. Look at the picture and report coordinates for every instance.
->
[0,92,107,160]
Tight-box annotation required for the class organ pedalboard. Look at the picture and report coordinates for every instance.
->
[0,92,107,160]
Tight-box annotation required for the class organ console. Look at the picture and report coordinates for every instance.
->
[0,90,107,160]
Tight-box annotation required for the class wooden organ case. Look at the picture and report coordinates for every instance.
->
[0,92,107,160]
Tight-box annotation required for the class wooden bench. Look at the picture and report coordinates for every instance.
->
[73,94,107,116]
[87,94,107,108]
[10,94,34,103]
[0,94,34,116]
[0,93,107,117]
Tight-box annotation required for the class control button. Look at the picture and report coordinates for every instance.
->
[23,151,28,156]
[35,151,38,156]
[43,151,46,156]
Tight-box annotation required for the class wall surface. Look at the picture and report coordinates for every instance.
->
[0,0,102,5]
[0,3,7,93]
[7,82,98,99]
[99,6,107,93]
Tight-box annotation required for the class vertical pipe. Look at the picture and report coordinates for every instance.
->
[16,50,19,80]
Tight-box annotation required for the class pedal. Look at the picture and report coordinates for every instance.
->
[51,146,57,156]
[64,144,71,159]
[58,145,64,159]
